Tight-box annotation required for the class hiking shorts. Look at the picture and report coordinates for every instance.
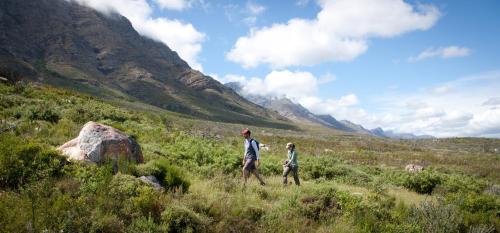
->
[243,159,256,171]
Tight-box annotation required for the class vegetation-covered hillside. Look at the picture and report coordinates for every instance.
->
[1,82,499,232]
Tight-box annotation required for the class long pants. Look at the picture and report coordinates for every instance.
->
[283,166,300,185]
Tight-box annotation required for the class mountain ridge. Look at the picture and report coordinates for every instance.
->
[225,82,434,138]
[0,0,289,127]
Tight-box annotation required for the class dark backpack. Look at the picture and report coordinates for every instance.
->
[248,138,260,156]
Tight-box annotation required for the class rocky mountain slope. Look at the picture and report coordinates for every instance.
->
[225,82,369,133]
[225,82,435,138]
[0,0,287,127]
[370,127,434,139]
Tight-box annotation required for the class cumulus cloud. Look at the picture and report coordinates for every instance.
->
[71,0,205,71]
[409,46,471,62]
[241,70,318,100]
[366,71,500,137]
[222,70,366,124]
[155,0,191,11]
[227,0,440,68]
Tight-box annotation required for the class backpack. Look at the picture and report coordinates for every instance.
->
[247,138,260,156]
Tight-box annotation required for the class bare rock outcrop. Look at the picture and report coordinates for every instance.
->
[405,164,424,172]
[58,121,143,164]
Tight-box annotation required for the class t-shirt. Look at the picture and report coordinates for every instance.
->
[287,150,298,167]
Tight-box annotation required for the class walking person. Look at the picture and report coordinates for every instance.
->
[241,128,265,186]
[283,142,300,186]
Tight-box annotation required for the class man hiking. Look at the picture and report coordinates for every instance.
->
[241,128,266,186]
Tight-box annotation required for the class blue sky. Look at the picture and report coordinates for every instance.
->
[74,0,500,137]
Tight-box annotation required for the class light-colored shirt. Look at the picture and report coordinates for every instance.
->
[244,138,260,160]
[287,150,298,167]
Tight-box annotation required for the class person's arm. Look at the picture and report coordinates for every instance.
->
[289,151,297,166]
[243,141,247,164]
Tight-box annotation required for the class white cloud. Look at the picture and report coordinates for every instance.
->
[318,73,336,84]
[224,70,367,123]
[365,71,500,137]
[155,0,191,11]
[246,1,266,15]
[338,94,358,107]
[244,1,266,26]
[431,85,453,94]
[482,97,500,106]
[224,1,266,27]
[468,108,500,135]
[227,0,440,68]
[296,0,310,7]
[409,46,471,62]
[241,70,318,100]
[71,0,205,71]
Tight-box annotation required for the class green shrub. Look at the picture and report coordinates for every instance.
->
[161,205,207,233]
[127,215,165,233]
[132,186,165,221]
[400,170,442,194]
[135,159,190,192]
[71,163,114,194]
[0,135,65,188]
[299,191,342,221]
[460,193,499,214]
[91,213,126,233]
[437,174,487,194]
[26,105,60,123]
[409,200,463,233]
[108,173,143,200]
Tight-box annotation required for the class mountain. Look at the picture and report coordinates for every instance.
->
[339,120,373,135]
[370,127,435,139]
[225,82,368,133]
[315,115,359,132]
[0,0,288,127]
[225,82,437,138]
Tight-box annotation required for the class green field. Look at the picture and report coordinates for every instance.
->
[1,82,499,233]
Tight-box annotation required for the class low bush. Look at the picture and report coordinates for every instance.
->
[26,105,60,123]
[409,200,463,233]
[399,170,442,194]
[299,191,342,221]
[90,212,126,233]
[0,135,66,188]
[161,205,207,233]
[135,159,190,192]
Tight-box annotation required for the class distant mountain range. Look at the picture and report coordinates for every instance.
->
[225,82,434,139]
[0,0,287,127]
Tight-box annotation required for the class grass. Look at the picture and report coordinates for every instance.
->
[0,82,499,232]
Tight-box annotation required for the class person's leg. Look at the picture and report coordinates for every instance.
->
[292,166,300,186]
[283,166,291,185]
[252,164,266,186]
[242,159,252,186]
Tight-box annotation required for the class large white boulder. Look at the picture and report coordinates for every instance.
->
[58,121,143,164]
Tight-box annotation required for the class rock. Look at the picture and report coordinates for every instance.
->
[139,176,165,191]
[259,144,270,151]
[405,164,424,172]
[58,121,143,164]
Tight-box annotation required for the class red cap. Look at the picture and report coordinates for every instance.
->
[241,128,251,135]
